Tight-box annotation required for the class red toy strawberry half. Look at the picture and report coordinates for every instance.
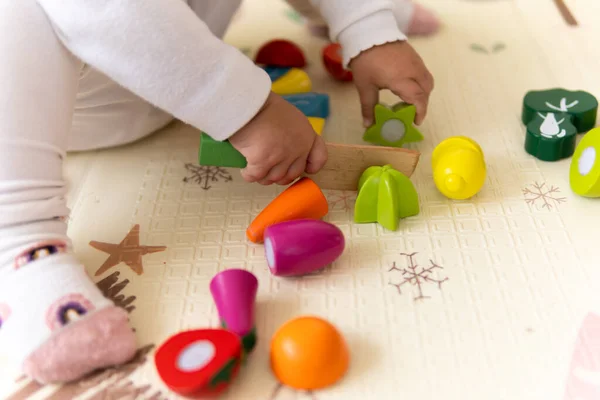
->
[154,329,243,397]
[322,43,353,82]
[255,39,306,68]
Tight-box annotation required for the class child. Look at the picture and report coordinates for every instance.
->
[0,0,435,384]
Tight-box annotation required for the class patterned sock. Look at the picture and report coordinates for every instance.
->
[0,1,137,383]
[0,237,137,384]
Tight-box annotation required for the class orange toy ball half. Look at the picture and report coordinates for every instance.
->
[270,316,349,390]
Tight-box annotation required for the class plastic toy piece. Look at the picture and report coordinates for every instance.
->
[363,102,424,147]
[308,117,325,135]
[570,127,600,197]
[199,133,247,168]
[246,177,328,243]
[282,93,330,118]
[263,219,345,277]
[270,316,349,390]
[522,88,598,133]
[354,165,419,231]
[432,136,486,200]
[154,329,243,397]
[255,39,306,68]
[271,68,312,95]
[197,138,420,191]
[524,111,577,161]
[210,269,258,354]
[262,66,291,82]
[322,43,353,82]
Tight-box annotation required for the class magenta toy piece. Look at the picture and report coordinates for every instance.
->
[263,219,345,277]
[209,269,258,353]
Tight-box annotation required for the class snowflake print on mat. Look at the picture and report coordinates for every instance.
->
[325,190,356,212]
[388,252,448,301]
[523,181,567,210]
[183,163,233,190]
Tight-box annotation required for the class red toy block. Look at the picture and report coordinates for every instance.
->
[255,39,306,68]
[322,43,353,82]
[154,329,243,398]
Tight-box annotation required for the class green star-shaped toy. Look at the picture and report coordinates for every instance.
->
[363,102,424,147]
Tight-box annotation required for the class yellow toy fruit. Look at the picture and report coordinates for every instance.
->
[270,316,349,390]
[432,136,486,200]
[308,117,325,135]
[271,68,312,95]
[570,127,600,197]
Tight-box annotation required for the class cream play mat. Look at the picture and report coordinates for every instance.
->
[1,0,599,399]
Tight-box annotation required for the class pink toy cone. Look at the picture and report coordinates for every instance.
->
[209,269,258,353]
[263,219,345,277]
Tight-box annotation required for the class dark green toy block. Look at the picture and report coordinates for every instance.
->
[522,88,598,133]
[199,133,247,168]
[524,111,577,161]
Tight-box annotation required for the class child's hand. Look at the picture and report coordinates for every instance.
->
[349,41,434,127]
[229,91,328,185]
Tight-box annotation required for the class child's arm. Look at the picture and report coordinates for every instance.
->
[36,0,326,185]
[285,0,433,126]
[35,0,270,142]
[285,0,406,66]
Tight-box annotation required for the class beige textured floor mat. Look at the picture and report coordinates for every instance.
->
[1,0,600,399]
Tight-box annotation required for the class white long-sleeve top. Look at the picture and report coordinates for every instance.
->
[36,0,406,142]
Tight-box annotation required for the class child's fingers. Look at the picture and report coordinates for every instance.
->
[420,70,435,94]
[240,161,272,183]
[390,79,429,125]
[356,83,379,127]
[276,156,307,186]
[258,162,290,185]
[305,135,328,174]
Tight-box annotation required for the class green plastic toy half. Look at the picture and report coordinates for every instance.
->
[363,102,424,148]
[524,111,577,161]
[522,88,598,133]
[570,127,600,197]
[354,165,419,231]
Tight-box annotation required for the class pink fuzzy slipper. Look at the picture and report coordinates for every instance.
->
[405,3,440,36]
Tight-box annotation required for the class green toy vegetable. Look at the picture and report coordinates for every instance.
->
[363,102,424,147]
[524,111,577,161]
[522,88,597,133]
[354,165,419,231]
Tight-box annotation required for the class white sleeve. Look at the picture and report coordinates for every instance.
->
[307,0,407,67]
[35,0,271,141]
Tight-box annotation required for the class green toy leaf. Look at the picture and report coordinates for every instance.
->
[354,165,419,230]
[358,166,383,191]
[388,168,420,218]
[522,88,598,133]
[362,102,424,148]
[524,111,577,161]
[377,173,400,231]
[354,172,380,223]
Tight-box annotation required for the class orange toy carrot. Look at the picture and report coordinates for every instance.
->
[246,177,328,243]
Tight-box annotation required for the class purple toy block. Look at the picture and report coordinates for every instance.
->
[209,269,258,353]
[263,219,345,277]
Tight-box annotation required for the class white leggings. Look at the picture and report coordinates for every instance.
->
[0,1,174,268]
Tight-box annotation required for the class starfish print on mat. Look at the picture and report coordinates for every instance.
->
[89,224,166,276]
